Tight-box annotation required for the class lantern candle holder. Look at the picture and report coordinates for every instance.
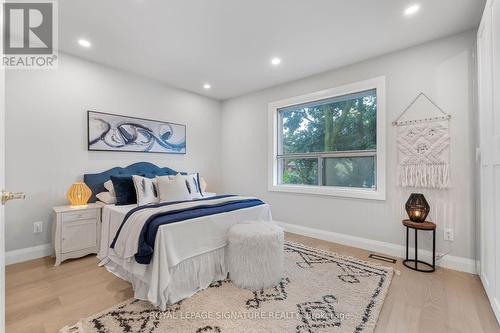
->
[405,193,430,223]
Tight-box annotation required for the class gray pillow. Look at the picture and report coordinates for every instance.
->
[156,175,192,203]
[96,191,116,205]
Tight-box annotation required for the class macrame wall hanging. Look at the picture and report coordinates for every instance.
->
[393,93,451,189]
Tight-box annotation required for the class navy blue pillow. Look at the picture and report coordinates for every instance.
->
[110,175,137,205]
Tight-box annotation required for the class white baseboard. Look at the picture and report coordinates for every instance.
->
[4,225,477,273]
[5,243,52,265]
[278,222,478,274]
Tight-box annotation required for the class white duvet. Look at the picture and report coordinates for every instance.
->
[98,196,272,309]
[112,196,262,260]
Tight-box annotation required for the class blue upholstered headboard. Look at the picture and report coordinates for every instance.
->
[84,162,184,203]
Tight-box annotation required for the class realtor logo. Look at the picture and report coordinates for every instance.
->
[2,1,58,68]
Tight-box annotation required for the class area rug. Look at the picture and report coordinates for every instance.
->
[60,241,393,333]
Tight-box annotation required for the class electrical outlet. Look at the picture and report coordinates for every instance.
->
[33,221,43,234]
[444,228,454,241]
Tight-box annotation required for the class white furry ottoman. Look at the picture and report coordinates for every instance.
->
[227,221,284,289]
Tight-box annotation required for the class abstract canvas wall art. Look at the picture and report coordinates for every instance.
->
[87,111,186,154]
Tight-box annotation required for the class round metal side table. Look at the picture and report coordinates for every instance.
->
[402,219,436,273]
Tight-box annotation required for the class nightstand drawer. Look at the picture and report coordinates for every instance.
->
[61,219,97,253]
[62,209,97,222]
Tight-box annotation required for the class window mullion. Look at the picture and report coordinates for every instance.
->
[277,150,376,159]
[318,157,323,186]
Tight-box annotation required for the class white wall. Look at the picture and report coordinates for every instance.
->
[221,31,477,261]
[4,31,478,265]
[5,53,222,251]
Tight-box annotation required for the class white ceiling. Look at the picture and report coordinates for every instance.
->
[59,0,486,100]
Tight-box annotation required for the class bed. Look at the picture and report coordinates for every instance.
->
[84,162,272,309]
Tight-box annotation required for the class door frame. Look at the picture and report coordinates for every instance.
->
[0,66,5,333]
[1,0,5,331]
[0,21,5,333]
[477,0,500,324]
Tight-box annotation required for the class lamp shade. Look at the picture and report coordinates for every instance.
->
[67,182,92,207]
[405,193,430,222]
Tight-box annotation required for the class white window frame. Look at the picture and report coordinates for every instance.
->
[267,76,386,200]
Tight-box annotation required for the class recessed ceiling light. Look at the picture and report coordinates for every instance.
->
[203,83,211,90]
[78,39,91,48]
[271,57,281,66]
[404,4,420,16]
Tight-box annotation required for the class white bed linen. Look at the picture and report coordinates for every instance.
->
[98,203,135,262]
[113,196,261,260]
[98,200,272,309]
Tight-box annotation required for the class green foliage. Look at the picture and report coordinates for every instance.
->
[281,92,376,154]
[280,91,376,187]
[323,157,375,188]
[282,159,318,185]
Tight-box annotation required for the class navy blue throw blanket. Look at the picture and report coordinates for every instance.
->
[110,195,265,264]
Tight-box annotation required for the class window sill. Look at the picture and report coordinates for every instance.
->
[267,184,386,201]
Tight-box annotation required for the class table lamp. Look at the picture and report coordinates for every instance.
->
[67,182,92,208]
[405,193,430,222]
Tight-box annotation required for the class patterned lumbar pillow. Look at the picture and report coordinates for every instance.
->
[169,173,203,199]
[132,175,159,206]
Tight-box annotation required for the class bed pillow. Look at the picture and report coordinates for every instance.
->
[103,180,115,196]
[110,175,137,205]
[156,175,191,203]
[169,173,203,199]
[132,175,159,206]
[96,191,117,205]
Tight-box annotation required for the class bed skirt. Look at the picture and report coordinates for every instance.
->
[104,247,228,310]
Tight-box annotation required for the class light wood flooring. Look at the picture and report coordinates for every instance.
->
[6,233,500,333]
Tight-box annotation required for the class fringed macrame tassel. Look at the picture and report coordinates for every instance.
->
[398,164,450,189]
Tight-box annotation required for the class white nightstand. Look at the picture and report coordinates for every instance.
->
[52,203,101,266]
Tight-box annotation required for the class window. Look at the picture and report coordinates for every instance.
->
[268,77,385,200]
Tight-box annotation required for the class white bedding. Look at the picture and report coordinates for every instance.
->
[98,198,272,309]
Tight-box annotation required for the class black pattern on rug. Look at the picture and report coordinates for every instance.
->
[285,244,336,269]
[195,326,221,333]
[90,299,182,333]
[337,263,379,284]
[296,295,342,333]
[245,277,290,309]
[208,278,231,288]
[285,242,390,333]
[60,241,393,333]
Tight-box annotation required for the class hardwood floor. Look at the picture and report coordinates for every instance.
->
[6,233,499,333]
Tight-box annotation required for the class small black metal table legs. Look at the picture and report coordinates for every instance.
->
[402,220,436,273]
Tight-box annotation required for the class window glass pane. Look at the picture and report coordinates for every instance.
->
[279,89,376,154]
[279,158,318,185]
[323,156,375,189]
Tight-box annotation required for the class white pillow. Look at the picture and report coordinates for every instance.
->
[96,191,117,205]
[156,175,192,203]
[132,175,159,206]
[104,180,115,196]
[169,173,203,199]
